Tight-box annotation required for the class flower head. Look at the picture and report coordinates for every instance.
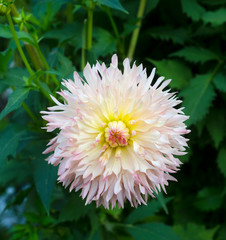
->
[41,54,190,209]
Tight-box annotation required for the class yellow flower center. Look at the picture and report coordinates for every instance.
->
[105,121,130,148]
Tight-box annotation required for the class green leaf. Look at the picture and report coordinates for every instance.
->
[0,24,36,46]
[154,191,170,214]
[170,47,219,64]
[148,26,188,45]
[126,223,181,240]
[217,148,226,178]
[39,81,52,95]
[0,88,30,120]
[147,59,191,89]
[206,109,225,148]
[194,187,223,211]
[202,9,226,26]
[97,0,128,13]
[0,125,25,169]
[92,28,117,59]
[145,0,160,15]
[16,31,36,46]
[43,22,82,43]
[0,68,28,87]
[181,74,216,126]
[126,198,171,224]
[174,223,219,240]
[32,0,68,28]
[181,0,206,21]
[0,160,30,186]
[57,52,75,79]
[213,73,226,92]
[0,49,12,73]
[59,193,91,222]
[32,154,57,214]
[0,24,12,38]
[200,0,226,6]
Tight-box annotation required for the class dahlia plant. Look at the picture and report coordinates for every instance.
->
[41,54,189,209]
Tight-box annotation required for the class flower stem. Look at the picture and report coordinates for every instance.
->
[105,7,120,39]
[86,2,94,50]
[6,12,34,76]
[10,3,58,86]
[127,0,147,60]
[10,4,45,71]
[35,44,59,85]
[7,11,52,103]
[104,7,125,58]
[22,102,40,125]
[81,19,87,69]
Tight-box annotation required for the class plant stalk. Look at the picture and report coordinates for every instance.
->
[7,11,52,103]
[127,0,147,60]
[82,19,87,69]
[22,102,40,125]
[10,4,45,71]
[105,7,120,39]
[7,12,34,76]
[86,3,94,50]
[10,3,58,85]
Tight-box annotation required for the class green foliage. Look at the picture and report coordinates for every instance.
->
[217,148,226,178]
[170,47,219,64]
[92,28,117,58]
[32,153,57,214]
[59,193,91,222]
[0,48,12,73]
[174,223,219,240]
[202,9,226,26]
[206,109,225,148]
[148,27,188,45]
[148,59,191,89]
[97,0,128,13]
[0,124,25,168]
[0,88,30,120]
[126,223,181,240]
[194,187,224,211]
[0,68,28,87]
[181,74,216,126]
[181,0,205,21]
[126,198,170,224]
[57,52,76,79]
[213,73,226,93]
[0,24,36,46]
[43,22,83,43]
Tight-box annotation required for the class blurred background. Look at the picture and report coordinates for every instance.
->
[0,0,226,239]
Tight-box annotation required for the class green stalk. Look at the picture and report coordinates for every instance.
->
[86,3,94,50]
[22,102,40,125]
[35,45,59,85]
[105,7,120,39]
[7,12,52,103]
[66,3,74,23]
[10,3,58,86]
[10,4,45,71]
[127,0,147,60]
[81,19,87,69]
[7,12,34,76]
[104,7,125,58]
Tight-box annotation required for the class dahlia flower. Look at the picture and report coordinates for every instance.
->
[41,54,189,209]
